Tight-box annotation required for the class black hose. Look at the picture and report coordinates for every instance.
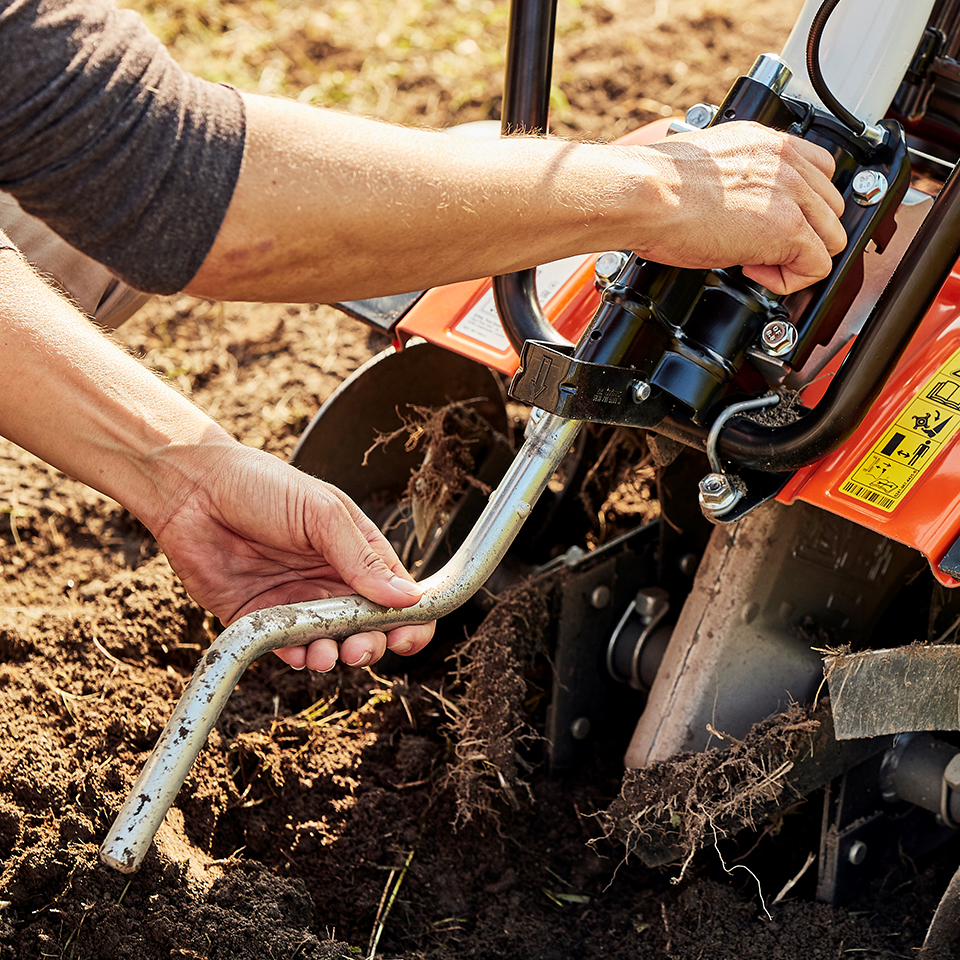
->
[805,0,867,136]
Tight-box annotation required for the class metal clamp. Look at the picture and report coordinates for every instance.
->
[606,587,670,691]
[941,754,960,828]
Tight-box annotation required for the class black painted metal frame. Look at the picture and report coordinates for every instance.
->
[671,157,960,471]
[492,0,571,356]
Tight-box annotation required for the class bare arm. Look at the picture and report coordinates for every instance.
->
[186,96,846,302]
[0,250,434,671]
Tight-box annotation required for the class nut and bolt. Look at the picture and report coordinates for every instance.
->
[635,587,667,621]
[630,380,652,403]
[760,318,798,357]
[685,103,717,128]
[698,472,741,517]
[594,251,628,287]
[852,169,888,206]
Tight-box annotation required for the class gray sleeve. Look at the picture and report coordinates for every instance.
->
[0,0,246,294]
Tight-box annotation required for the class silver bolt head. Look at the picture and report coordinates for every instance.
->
[631,380,652,403]
[698,473,740,515]
[852,169,888,205]
[595,251,627,285]
[685,103,716,129]
[590,585,611,609]
[760,319,798,357]
[634,587,667,620]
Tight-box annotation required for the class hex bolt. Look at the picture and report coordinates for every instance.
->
[590,585,611,609]
[631,380,652,403]
[852,169,888,206]
[760,319,798,357]
[634,588,665,620]
[594,251,628,287]
[847,840,868,866]
[685,103,716,128]
[698,472,741,517]
[570,717,591,740]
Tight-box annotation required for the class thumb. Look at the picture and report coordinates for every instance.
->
[318,489,425,609]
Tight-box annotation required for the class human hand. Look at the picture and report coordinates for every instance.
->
[151,440,436,672]
[634,121,847,294]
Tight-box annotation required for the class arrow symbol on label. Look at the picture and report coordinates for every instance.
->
[531,356,553,401]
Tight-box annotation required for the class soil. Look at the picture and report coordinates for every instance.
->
[3,2,956,958]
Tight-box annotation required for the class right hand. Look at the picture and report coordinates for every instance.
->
[150,439,436,673]
[633,120,847,294]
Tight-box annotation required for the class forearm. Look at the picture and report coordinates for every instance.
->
[185,94,655,303]
[0,250,230,532]
[186,97,845,301]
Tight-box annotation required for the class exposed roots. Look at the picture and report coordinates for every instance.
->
[595,704,821,880]
[443,583,551,826]
[578,427,660,546]
[365,400,507,545]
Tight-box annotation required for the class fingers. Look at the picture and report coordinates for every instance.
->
[329,631,387,669]
[273,639,338,672]
[780,136,847,259]
[273,621,436,674]
[386,620,437,656]
[787,135,842,210]
[319,485,427,609]
[740,138,848,295]
[644,122,848,291]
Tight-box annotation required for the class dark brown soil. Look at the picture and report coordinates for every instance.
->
[3,2,955,958]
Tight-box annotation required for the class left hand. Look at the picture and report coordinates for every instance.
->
[152,442,436,672]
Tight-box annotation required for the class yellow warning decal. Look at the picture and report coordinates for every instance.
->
[840,345,960,512]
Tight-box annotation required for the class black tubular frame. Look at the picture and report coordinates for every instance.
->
[492,0,571,355]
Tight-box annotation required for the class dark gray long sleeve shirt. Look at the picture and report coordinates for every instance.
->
[0,0,246,292]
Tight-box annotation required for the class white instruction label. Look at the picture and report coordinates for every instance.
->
[453,255,591,351]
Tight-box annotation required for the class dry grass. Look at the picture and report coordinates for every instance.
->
[443,582,551,824]
[120,0,512,127]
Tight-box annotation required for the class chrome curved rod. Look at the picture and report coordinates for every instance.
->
[100,412,581,873]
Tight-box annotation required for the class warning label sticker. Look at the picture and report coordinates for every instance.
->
[453,255,590,351]
[840,345,960,512]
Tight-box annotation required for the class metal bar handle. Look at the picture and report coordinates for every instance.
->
[100,412,581,873]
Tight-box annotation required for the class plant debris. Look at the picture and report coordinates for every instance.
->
[596,704,821,879]
[444,582,551,825]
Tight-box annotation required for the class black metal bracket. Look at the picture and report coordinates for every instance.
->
[510,340,669,428]
[334,291,426,334]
